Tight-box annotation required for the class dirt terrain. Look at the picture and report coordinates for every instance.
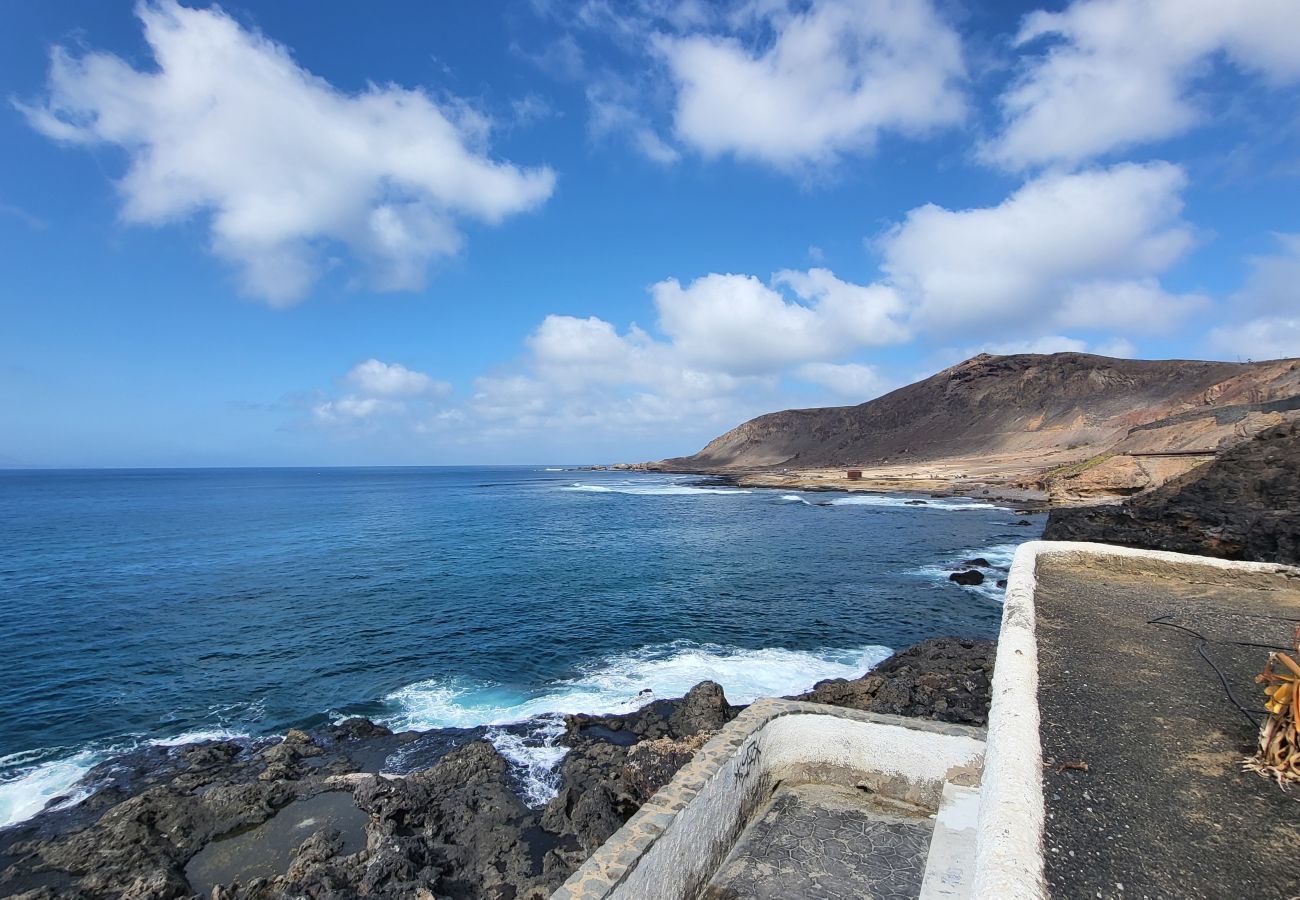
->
[643,352,1300,504]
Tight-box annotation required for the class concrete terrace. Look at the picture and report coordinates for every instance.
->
[553,543,1300,899]
[1035,553,1300,898]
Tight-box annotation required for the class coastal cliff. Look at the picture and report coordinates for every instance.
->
[651,352,1300,503]
[1043,420,1300,565]
[0,640,991,899]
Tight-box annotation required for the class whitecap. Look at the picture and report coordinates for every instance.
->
[379,641,892,734]
[486,716,569,807]
[0,726,254,828]
[829,495,1000,511]
[0,745,117,828]
[776,494,812,505]
[148,727,249,748]
[912,541,1025,603]
[562,481,749,496]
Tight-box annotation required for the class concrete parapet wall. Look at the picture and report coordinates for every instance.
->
[975,540,1300,900]
[552,701,984,900]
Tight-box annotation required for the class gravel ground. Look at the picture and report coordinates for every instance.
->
[1035,558,1300,900]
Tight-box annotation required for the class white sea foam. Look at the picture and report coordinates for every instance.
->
[777,494,812,505]
[913,542,1024,603]
[828,494,1002,511]
[381,641,893,734]
[0,745,116,828]
[563,482,749,496]
[486,715,569,807]
[0,726,254,829]
[542,468,564,472]
[379,641,891,804]
[148,727,250,748]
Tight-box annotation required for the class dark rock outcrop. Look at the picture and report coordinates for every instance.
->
[1,642,995,898]
[949,570,985,585]
[1043,421,1300,565]
[792,637,995,725]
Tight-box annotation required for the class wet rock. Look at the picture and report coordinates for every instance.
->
[2,643,997,898]
[668,681,735,737]
[329,717,393,741]
[949,569,985,585]
[792,637,994,725]
[997,579,1008,588]
[959,557,991,568]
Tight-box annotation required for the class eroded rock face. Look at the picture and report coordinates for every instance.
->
[1043,421,1300,565]
[0,646,994,898]
[792,637,995,725]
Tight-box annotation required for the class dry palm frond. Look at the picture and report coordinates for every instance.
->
[1246,632,1300,785]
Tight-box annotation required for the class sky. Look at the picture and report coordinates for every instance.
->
[2,0,1299,467]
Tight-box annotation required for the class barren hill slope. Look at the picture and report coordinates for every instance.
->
[654,352,1300,500]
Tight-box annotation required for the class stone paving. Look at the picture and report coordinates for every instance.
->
[701,783,932,900]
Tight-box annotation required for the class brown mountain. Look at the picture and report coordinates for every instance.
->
[653,352,1300,501]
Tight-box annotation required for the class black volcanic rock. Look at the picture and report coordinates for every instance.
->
[949,570,985,585]
[792,637,994,725]
[1044,421,1300,565]
[1,641,999,898]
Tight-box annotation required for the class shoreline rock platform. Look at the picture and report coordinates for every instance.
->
[0,639,993,899]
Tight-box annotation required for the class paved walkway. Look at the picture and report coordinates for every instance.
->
[702,783,932,900]
[1036,558,1300,899]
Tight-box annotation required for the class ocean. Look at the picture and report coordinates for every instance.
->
[0,467,1037,826]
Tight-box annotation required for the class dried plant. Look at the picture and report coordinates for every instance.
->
[1247,634,1300,784]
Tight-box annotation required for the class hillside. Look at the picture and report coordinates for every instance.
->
[1043,420,1300,564]
[652,352,1300,502]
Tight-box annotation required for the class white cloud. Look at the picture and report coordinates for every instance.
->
[656,0,966,168]
[1208,318,1300,361]
[795,362,890,399]
[1208,233,1300,360]
[346,359,451,399]
[977,336,1089,356]
[313,359,449,427]
[1056,279,1207,333]
[1094,337,1139,359]
[987,0,1300,169]
[312,396,402,425]
[20,0,555,305]
[653,270,908,373]
[586,79,681,164]
[879,162,1198,333]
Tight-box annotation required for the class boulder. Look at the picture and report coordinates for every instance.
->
[949,570,985,585]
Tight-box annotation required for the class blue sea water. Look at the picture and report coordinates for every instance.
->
[0,467,1037,825]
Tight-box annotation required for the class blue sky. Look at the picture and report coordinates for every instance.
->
[2,0,1299,467]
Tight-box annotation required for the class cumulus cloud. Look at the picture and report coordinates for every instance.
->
[314,359,449,427]
[346,359,451,399]
[654,270,908,373]
[655,0,966,168]
[987,0,1300,169]
[1208,233,1300,360]
[794,362,890,399]
[1056,279,1207,333]
[879,162,1198,333]
[20,0,555,305]
[976,336,1089,356]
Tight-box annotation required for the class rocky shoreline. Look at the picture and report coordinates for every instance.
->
[0,638,993,900]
